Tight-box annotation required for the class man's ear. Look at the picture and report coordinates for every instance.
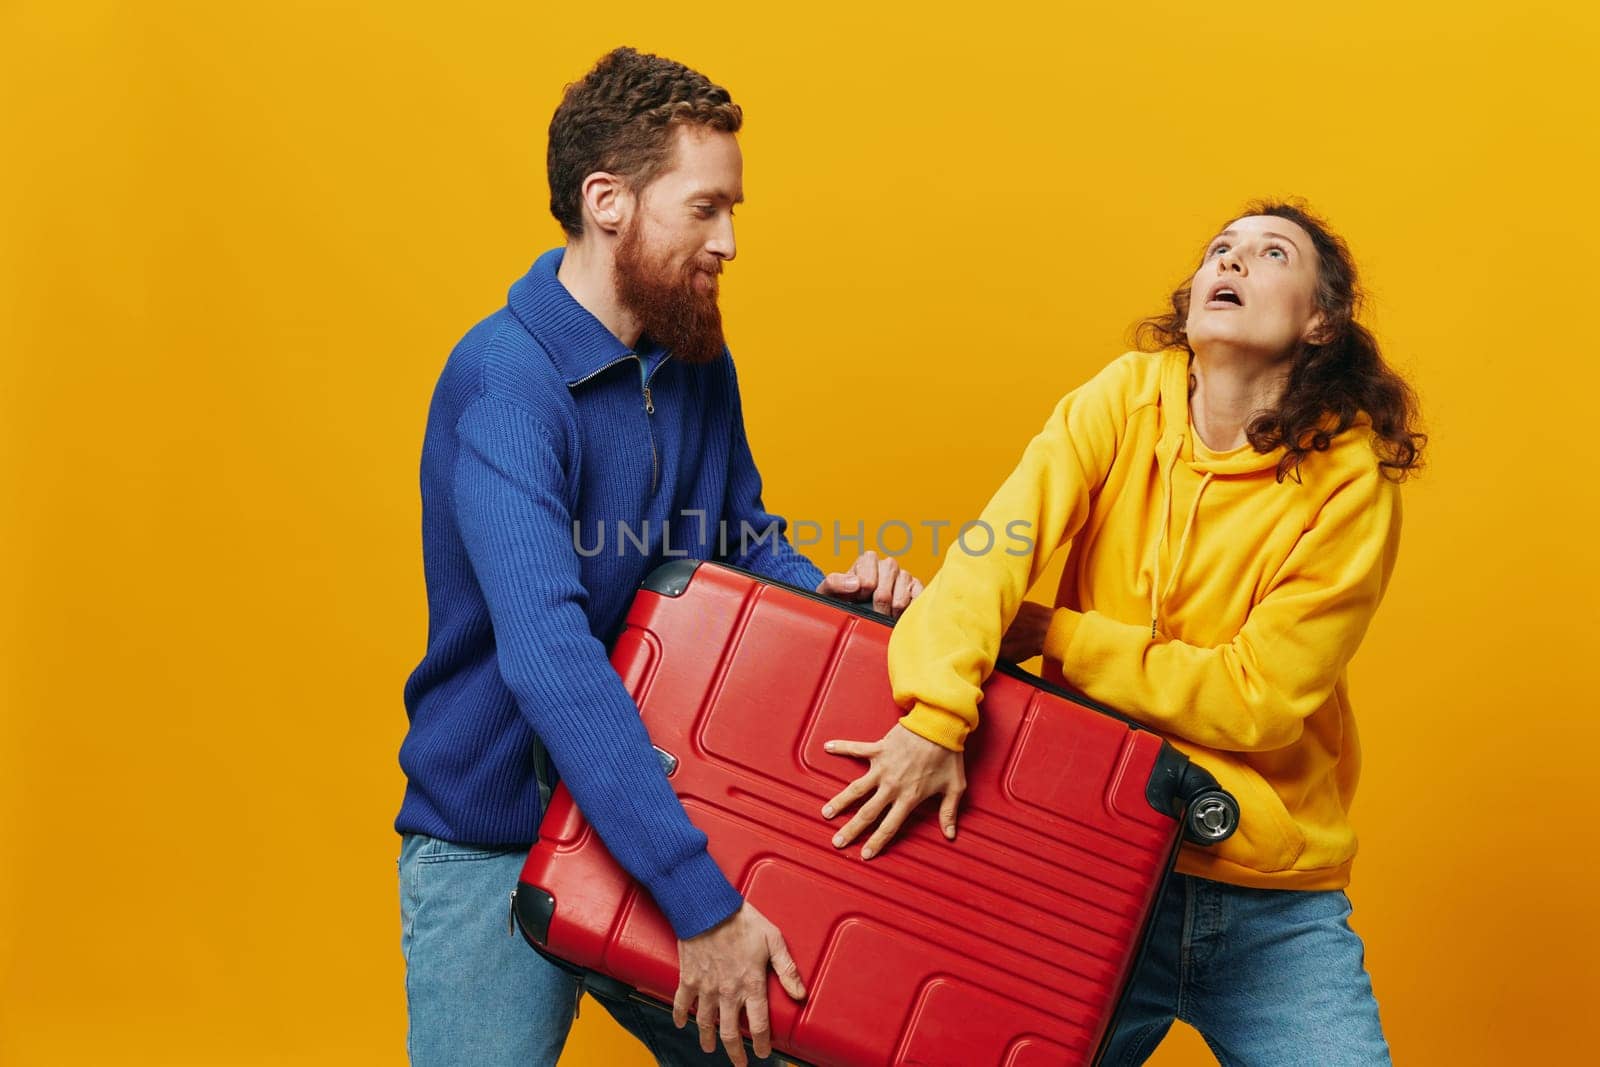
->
[580,172,630,236]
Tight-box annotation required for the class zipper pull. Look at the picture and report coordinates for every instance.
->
[643,384,654,415]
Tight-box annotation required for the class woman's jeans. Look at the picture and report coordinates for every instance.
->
[1101,872,1392,1065]
[398,833,716,1067]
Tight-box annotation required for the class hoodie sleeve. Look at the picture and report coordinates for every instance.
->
[887,355,1147,751]
[1041,466,1402,752]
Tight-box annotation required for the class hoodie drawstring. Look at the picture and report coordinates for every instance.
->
[1149,449,1214,639]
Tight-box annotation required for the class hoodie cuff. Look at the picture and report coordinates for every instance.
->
[898,701,971,753]
[1042,608,1085,665]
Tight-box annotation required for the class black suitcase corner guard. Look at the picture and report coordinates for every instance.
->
[641,559,703,597]
[510,883,556,946]
[1145,742,1241,845]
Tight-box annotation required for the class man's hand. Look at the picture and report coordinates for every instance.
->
[1000,601,1055,662]
[674,902,806,1066]
[815,550,923,618]
[820,723,966,859]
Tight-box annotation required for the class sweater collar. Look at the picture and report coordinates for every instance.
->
[508,247,641,386]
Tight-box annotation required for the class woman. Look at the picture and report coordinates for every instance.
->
[821,201,1423,1063]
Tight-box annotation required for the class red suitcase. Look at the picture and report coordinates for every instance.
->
[513,560,1238,1066]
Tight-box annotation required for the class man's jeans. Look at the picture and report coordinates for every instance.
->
[398,833,718,1066]
[1101,872,1393,1065]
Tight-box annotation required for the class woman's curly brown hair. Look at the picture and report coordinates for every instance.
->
[547,47,742,239]
[1134,200,1426,483]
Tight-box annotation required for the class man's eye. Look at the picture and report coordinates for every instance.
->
[693,205,715,218]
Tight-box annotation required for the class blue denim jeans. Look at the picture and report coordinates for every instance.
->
[1100,872,1392,1066]
[397,833,718,1066]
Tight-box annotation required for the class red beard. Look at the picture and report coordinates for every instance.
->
[613,221,727,365]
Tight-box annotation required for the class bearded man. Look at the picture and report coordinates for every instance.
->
[394,47,920,1067]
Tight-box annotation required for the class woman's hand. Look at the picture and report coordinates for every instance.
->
[1000,601,1055,662]
[820,723,966,859]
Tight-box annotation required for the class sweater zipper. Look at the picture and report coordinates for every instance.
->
[568,352,663,495]
[639,355,662,495]
[568,354,637,390]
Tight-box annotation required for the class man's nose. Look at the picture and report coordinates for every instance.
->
[706,215,736,262]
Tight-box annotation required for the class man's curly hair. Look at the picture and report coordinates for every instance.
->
[547,47,742,238]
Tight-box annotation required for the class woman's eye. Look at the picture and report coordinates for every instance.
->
[1266,246,1287,260]
[1209,243,1229,257]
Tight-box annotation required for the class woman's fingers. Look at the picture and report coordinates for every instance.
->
[831,786,891,849]
[823,738,877,759]
[860,795,919,860]
[823,726,967,855]
[821,768,875,820]
[939,783,964,841]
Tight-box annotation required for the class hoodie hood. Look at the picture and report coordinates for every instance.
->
[1157,350,1288,477]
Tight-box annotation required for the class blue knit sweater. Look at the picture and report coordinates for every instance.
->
[396,248,824,938]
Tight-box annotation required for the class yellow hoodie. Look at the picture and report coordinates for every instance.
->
[888,349,1402,890]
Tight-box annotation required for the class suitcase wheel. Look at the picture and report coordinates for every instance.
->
[1184,790,1240,844]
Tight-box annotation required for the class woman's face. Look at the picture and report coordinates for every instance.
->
[1184,215,1324,360]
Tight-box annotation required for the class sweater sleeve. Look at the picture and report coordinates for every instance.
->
[887,357,1139,751]
[1042,468,1402,752]
[452,392,743,939]
[717,356,825,590]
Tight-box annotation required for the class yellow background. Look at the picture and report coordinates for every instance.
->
[4,1,1597,1063]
